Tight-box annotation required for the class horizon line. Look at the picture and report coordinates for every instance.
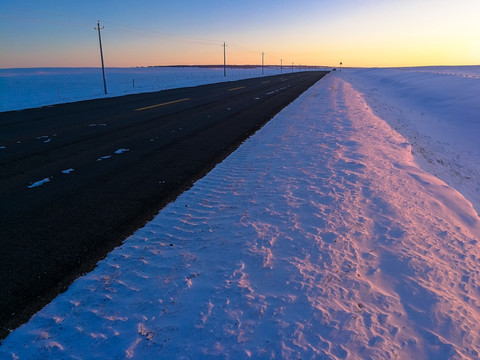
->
[1,64,479,70]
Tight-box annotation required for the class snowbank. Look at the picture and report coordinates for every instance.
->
[341,66,480,214]
[1,71,479,359]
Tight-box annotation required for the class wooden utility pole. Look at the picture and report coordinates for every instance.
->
[262,52,264,75]
[94,20,107,94]
[223,42,227,77]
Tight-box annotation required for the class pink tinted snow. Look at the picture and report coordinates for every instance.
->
[342,67,480,215]
[1,72,480,359]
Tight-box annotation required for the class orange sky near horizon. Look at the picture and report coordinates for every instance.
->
[0,0,479,68]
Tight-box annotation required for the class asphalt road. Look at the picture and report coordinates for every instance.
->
[0,71,328,338]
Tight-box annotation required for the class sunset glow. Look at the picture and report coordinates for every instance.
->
[1,0,479,68]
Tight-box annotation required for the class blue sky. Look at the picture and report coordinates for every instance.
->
[1,0,479,68]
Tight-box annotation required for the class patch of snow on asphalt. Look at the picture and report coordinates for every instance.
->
[96,155,112,162]
[27,178,51,189]
[2,72,480,359]
[114,148,130,155]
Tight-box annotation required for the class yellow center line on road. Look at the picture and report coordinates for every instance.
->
[227,86,246,92]
[261,80,270,84]
[135,98,191,111]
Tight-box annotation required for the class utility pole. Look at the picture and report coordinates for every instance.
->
[94,20,107,94]
[280,58,283,74]
[262,52,264,75]
[222,42,227,77]
[292,62,294,72]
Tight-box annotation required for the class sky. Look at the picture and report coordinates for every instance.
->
[0,0,479,68]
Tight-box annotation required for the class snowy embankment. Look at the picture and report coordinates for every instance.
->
[0,67,319,112]
[1,68,479,359]
[343,66,480,215]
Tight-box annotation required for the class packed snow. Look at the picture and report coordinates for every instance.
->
[1,66,480,359]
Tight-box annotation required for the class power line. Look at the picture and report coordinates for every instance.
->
[227,42,261,55]
[101,19,223,46]
[0,8,222,48]
[104,22,221,46]
[0,13,89,29]
[0,7,273,62]
[1,7,316,67]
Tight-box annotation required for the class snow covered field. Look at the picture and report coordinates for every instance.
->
[1,67,480,359]
[343,66,480,216]
[0,66,315,112]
